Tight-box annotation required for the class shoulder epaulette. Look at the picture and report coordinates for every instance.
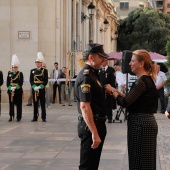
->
[83,69,89,75]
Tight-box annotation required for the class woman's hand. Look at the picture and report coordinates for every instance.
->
[165,110,170,119]
[105,84,115,92]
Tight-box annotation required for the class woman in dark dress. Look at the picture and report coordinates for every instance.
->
[105,50,158,170]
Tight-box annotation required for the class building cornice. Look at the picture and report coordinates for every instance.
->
[82,0,91,6]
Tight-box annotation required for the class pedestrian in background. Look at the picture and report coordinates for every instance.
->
[75,43,108,170]
[26,87,33,106]
[155,63,167,113]
[52,62,62,104]
[7,54,24,122]
[114,62,126,93]
[60,67,66,106]
[105,49,158,170]
[98,60,116,123]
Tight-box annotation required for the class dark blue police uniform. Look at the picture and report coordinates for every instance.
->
[75,64,107,170]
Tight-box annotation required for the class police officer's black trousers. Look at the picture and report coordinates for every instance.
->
[78,119,107,170]
[8,91,22,120]
[32,89,46,120]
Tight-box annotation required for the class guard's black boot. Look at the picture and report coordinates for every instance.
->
[8,117,12,122]
[31,118,37,122]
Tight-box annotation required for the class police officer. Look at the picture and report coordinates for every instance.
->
[0,70,3,116]
[30,52,48,122]
[7,54,23,122]
[75,43,107,170]
[98,60,116,123]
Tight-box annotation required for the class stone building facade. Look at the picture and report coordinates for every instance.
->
[0,0,118,102]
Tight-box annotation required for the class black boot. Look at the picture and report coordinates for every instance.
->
[31,118,37,122]
[8,117,12,122]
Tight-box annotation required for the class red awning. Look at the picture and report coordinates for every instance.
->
[107,51,122,60]
[107,51,167,62]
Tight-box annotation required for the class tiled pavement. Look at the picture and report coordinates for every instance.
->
[0,102,169,169]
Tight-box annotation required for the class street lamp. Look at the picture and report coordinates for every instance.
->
[100,19,109,32]
[88,2,95,19]
[81,2,95,22]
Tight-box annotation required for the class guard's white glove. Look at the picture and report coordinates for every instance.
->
[37,86,41,90]
[34,86,39,91]
[11,87,16,92]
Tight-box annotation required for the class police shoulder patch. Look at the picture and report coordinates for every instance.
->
[83,69,89,75]
[81,84,91,93]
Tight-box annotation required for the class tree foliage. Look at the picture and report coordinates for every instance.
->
[117,8,170,54]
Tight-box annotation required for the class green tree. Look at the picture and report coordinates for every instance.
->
[117,8,170,54]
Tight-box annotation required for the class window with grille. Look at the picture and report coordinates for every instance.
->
[120,2,129,9]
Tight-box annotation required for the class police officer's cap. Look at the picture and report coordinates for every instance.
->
[83,43,108,60]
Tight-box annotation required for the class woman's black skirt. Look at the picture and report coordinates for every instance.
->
[128,113,158,170]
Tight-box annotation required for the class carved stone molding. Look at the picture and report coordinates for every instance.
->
[96,9,102,19]
[82,0,90,6]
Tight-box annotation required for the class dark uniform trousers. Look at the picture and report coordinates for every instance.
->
[53,82,61,103]
[32,88,46,120]
[158,87,165,112]
[8,89,22,120]
[78,116,107,170]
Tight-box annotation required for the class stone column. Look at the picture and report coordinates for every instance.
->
[55,0,61,62]
[66,0,72,52]
[72,0,77,49]
[76,0,82,50]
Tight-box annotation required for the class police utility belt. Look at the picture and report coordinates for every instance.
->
[78,115,106,123]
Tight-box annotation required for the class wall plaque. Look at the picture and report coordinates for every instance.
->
[18,31,30,39]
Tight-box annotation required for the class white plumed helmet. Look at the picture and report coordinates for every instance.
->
[11,54,20,67]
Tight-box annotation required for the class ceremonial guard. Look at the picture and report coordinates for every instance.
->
[98,60,116,123]
[7,54,23,122]
[0,69,4,116]
[0,71,3,86]
[30,52,48,122]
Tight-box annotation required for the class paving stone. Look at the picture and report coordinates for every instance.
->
[0,103,165,169]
